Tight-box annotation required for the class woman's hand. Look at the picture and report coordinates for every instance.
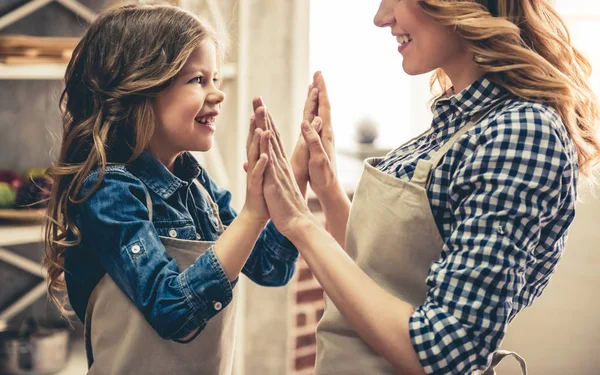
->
[302,72,342,200]
[290,81,320,198]
[300,117,339,200]
[241,116,270,224]
[301,73,351,247]
[253,102,316,238]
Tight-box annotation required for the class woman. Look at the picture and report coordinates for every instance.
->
[253,0,600,374]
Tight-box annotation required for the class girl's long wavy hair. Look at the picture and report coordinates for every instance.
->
[421,0,600,177]
[43,4,221,313]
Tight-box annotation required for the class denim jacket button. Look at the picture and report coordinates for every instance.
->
[195,233,201,240]
[131,244,141,254]
[169,228,177,238]
[213,301,222,311]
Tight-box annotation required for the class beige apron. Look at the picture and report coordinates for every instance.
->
[315,105,527,375]
[84,180,236,375]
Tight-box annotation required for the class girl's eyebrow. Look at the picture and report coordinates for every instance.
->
[180,65,219,77]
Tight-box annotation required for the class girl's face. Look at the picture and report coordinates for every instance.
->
[150,40,225,166]
[373,0,467,77]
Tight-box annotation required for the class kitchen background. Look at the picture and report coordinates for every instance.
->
[0,0,598,374]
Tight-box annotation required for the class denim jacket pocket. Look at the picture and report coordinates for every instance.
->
[154,220,197,240]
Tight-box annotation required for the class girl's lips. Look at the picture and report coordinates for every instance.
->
[195,119,216,131]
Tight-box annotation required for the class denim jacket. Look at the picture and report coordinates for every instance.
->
[64,151,298,340]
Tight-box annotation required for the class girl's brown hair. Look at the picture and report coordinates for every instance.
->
[43,4,221,313]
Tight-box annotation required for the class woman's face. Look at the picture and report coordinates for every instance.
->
[373,0,467,76]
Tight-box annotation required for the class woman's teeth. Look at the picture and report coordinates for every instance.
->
[195,116,215,124]
[398,35,413,45]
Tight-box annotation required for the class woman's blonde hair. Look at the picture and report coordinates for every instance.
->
[421,0,600,177]
[43,4,222,313]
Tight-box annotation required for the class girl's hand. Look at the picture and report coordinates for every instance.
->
[290,82,320,197]
[241,118,270,224]
[253,103,314,238]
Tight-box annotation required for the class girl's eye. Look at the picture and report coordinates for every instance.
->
[191,76,203,84]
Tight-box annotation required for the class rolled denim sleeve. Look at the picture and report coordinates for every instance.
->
[77,170,234,340]
[242,221,299,286]
[202,172,299,286]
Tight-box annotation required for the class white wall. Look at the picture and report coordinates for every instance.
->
[498,177,600,374]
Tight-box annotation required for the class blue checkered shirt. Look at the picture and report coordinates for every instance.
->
[376,77,578,374]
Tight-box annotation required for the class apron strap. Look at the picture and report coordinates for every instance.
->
[145,188,153,222]
[411,100,505,189]
[474,350,528,375]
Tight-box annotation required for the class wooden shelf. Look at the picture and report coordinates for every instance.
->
[0,224,44,247]
[0,62,238,81]
[0,62,67,80]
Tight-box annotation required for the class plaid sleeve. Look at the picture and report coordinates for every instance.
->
[409,106,574,374]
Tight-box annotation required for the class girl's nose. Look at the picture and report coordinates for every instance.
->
[208,87,226,104]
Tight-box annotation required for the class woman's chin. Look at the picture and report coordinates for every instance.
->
[402,60,434,77]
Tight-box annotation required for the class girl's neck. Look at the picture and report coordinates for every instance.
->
[148,145,178,172]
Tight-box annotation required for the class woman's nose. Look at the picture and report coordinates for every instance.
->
[373,0,395,28]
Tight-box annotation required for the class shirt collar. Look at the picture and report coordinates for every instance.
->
[432,75,508,126]
[129,150,203,200]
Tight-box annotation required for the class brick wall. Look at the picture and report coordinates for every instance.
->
[290,198,326,375]
[292,255,324,374]
[289,190,354,374]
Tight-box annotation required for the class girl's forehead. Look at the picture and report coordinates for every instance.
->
[179,43,220,75]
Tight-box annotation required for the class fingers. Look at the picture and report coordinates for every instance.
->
[264,108,287,160]
[265,132,277,180]
[249,153,268,189]
[301,117,327,159]
[303,86,318,123]
[312,72,336,162]
[254,106,269,132]
[260,129,270,162]
[313,117,323,134]
[252,96,264,112]
[247,128,262,172]
[246,114,256,154]
[314,72,332,137]
[252,98,289,166]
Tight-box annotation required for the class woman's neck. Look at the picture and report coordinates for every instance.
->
[442,49,485,94]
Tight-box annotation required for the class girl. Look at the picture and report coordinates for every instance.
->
[258,0,600,374]
[43,4,300,374]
